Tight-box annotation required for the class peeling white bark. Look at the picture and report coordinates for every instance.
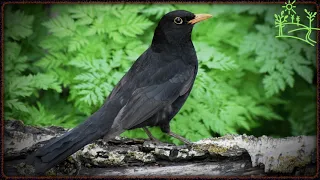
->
[3,120,316,176]
[197,135,316,173]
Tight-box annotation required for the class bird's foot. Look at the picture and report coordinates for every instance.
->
[143,127,166,145]
[167,131,193,146]
[148,137,162,144]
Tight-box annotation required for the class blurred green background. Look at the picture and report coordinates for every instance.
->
[4,3,317,144]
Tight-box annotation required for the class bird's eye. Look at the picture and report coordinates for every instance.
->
[174,17,183,25]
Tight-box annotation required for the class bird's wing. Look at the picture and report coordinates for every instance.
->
[110,63,195,130]
[106,50,149,101]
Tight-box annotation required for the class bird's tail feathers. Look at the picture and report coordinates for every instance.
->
[26,111,112,174]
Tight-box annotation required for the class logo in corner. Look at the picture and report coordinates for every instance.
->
[274,0,320,46]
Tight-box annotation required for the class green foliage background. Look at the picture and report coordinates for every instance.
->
[4,4,317,144]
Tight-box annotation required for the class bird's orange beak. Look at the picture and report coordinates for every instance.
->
[188,14,212,24]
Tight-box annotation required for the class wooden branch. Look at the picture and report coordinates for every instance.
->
[3,120,316,177]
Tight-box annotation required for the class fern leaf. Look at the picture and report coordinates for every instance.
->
[5,42,21,60]
[290,54,313,84]
[68,36,89,52]
[90,15,107,35]
[259,59,278,73]
[5,6,34,40]
[5,75,34,98]
[42,14,76,37]
[263,72,284,97]
[5,99,29,113]
[32,73,62,92]
[141,4,176,19]
[249,106,282,120]
[279,63,294,88]
[5,42,28,74]
[39,36,69,51]
[292,63,313,83]
[116,13,153,38]
[69,5,95,25]
[209,51,238,70]
[25,102,57,126]
[36,52,68,69]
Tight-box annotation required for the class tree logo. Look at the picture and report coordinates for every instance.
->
[274,0,320,46]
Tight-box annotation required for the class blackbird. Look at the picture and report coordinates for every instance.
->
[26,10,212,174]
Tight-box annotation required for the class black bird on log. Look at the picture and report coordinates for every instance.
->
[27,10,212,174]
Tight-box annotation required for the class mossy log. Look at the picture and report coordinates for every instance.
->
[3,120,317,177]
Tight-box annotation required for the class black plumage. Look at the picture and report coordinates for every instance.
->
[26,10,212,174]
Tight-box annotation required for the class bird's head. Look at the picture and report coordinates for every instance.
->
[152,10,212,46]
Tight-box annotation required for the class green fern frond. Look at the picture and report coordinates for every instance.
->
[209,51,238,70]
[69,5,96,25]
[4,42,28,74]
[5,99,29,113]
[32,73,62,92]
[36,52,68,69]
[5,6,34,40]
[115,13,153,38]
[42,14,77,37]
[5,75,34,98]
[39,36,69,51]
[141,4,176,19]
[68,36,90,52]
[25,102,57,126]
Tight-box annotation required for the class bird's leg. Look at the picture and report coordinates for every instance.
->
[143,127,161,143]
[167,131,192,145]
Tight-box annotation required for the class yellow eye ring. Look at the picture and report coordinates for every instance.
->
[174,17,183,24]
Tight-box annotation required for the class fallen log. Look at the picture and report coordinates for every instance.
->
[3,120,317,177]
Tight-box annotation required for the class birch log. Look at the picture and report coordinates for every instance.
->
[3,120,316,177]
